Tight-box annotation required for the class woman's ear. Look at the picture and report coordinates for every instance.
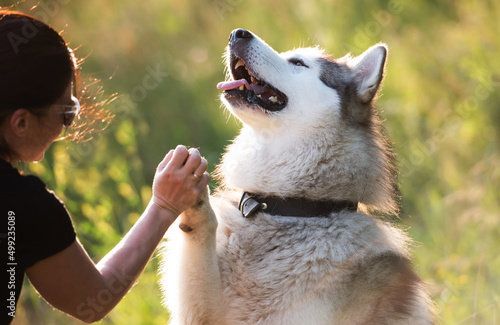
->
[8,109,31,137]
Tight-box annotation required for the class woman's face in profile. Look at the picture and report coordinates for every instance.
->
[20,83,72,162]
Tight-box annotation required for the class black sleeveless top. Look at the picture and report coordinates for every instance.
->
[0,160,76,324]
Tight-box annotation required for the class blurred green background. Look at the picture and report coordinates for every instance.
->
[4,0,499,324]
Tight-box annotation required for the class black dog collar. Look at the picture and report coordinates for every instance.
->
[238,192,358,218]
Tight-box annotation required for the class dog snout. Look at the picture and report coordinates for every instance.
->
[229,28,253,45]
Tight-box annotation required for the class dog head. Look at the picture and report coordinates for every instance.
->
[217,29,398,216]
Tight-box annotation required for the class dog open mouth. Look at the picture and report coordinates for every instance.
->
[217,55,288,112]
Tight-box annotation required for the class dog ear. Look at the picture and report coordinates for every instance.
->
[349,44,388,104]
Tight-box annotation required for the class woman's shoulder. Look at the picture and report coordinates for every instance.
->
[0,162,51,204]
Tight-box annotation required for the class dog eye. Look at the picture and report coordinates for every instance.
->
[288,58,309,68]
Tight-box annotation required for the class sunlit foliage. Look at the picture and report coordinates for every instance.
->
[5,0,499,323]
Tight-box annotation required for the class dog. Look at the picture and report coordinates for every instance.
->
[159,28,434,324]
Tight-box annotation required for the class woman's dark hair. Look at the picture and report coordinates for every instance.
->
[0,9,113,161]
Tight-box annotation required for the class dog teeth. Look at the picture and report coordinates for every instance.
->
[239,85,244,91]
[251,75,257,84]
[269,96,278,103]
[235,59,245,69]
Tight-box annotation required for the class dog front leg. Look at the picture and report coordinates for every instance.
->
[173,189,224,325]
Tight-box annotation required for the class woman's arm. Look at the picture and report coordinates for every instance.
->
[26,145,209,323]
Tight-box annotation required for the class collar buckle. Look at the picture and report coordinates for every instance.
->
[238,192,267,218]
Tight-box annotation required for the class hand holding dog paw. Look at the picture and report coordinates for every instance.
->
[151,145,210,216]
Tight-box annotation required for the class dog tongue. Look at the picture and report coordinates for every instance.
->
[217,80,270,96]
[217,79,250,90]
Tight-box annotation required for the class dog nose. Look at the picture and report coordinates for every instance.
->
[229,29,253,45]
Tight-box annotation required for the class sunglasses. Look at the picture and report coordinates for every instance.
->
[54,95,81,127]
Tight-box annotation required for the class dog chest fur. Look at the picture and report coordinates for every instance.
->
[163,193,413,325]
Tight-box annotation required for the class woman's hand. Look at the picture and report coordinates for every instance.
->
[151,145,210,216]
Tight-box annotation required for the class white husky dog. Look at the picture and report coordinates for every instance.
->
[160,29,434,324]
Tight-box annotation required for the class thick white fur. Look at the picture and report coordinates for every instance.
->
[160,31,434,324]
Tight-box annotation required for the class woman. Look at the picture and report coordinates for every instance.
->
[0,9,209,324]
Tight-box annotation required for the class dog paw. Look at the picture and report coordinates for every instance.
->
[179,186,217,236]
[179,223,193,233]
[193,185,211,210]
